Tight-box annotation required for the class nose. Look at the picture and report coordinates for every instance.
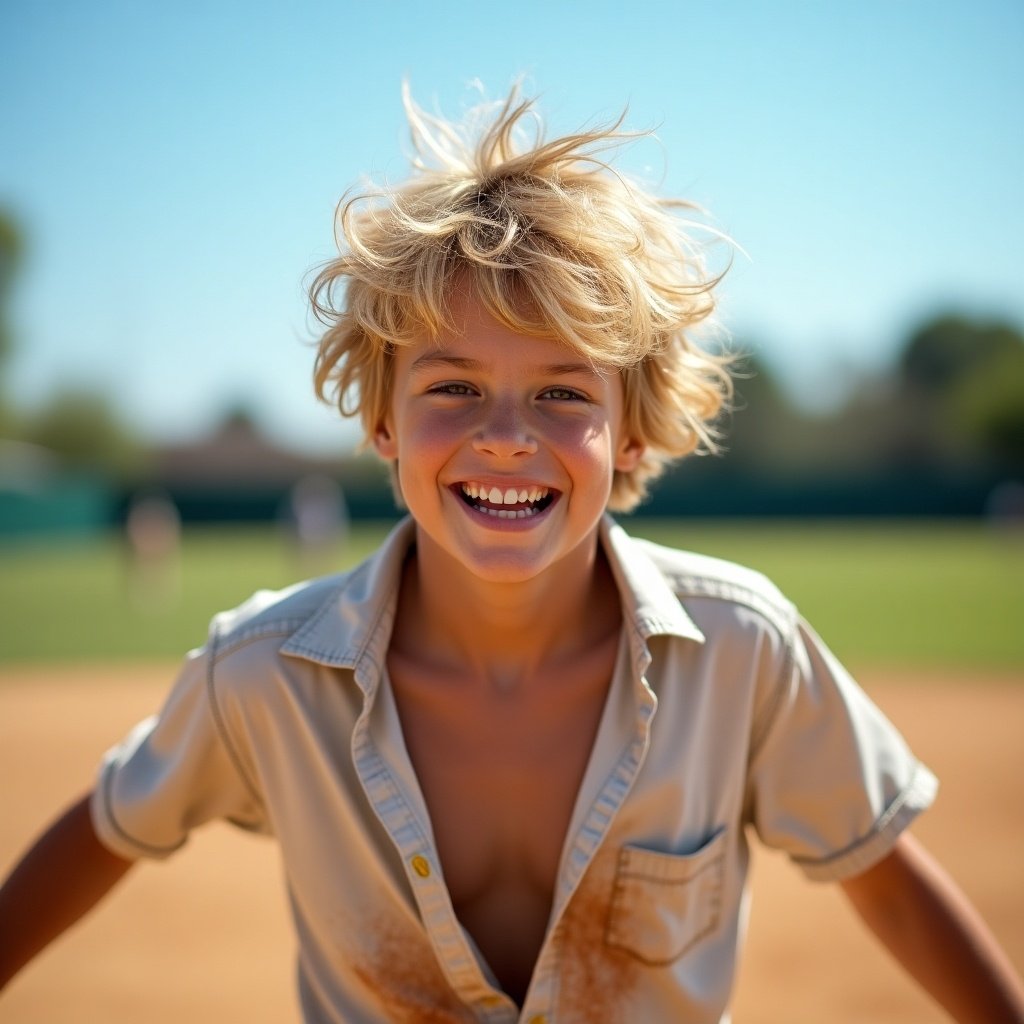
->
[471,399,538,458]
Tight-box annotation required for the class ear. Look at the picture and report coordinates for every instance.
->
[372,419,398,461]
[614,434,644,474]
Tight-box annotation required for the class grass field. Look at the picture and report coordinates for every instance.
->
[1,517,1022,668]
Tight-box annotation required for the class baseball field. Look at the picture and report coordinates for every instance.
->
[2,519,1022,1021]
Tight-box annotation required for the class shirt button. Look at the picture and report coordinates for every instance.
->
[528,1016,547,1024]
[410,855,431,878]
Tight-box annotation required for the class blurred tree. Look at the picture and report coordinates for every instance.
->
[888,314,1024,469]
[218,402,262,432]
[952,343,1024,468]
[0,209,21,366]
[720,347,816,471]
[720,316,1024,477]
[900,315,1020,396]
[24,389,147,481]
[0,209,24,433]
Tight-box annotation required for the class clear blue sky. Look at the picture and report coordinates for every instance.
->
[2,0,1022,454]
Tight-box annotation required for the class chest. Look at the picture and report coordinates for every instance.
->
[386,639,619,1001]
[388,650,616,903]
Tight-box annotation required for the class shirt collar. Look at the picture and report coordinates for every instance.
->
[281,514,704,682]
[599,515,705,645]
[280,517,415,685]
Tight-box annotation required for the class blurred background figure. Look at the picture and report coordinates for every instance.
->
[987,479,1024,542]
[282,474,348,576]
[123,490,181,610]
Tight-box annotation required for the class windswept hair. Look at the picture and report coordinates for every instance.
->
[311,84,733,511]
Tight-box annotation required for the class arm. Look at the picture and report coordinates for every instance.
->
[840,831,1024,1023]
[0,790,136,991]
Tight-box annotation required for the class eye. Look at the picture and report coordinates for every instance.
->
[428,382,477,396]
[540,386,588,401]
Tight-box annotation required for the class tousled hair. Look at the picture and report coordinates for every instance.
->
[310,84,733,511]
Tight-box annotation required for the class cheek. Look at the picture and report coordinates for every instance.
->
[550,418,618,474]
[392,410,467,501]
[555,415,612,450]
[399,408,470,453]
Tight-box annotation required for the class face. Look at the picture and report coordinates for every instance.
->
[373,287,643,586]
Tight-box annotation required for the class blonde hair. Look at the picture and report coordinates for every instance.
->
[311,85,733,511]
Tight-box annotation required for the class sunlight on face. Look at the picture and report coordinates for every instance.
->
[374,288,642,585]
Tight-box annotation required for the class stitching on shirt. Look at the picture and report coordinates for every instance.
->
[339,575,399,673]
[605,848,724,966]
[205,623,269,809]
[748,624,795,761]
[666,574,794,638]
[281,564,393,669]
[213,618,310,661]
[100,759,187,857]
[792,761,929,871]
[615,849,725,885]
[279,579,355,661]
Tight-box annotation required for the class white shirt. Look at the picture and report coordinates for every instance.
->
[92,516,937,1023]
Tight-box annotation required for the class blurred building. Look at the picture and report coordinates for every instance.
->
[142,413,394,523]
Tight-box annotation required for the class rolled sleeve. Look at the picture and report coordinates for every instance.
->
[91,642,267,861]
[748,617,938,882]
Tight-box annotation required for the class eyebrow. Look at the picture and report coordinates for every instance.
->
[409,352,602,378]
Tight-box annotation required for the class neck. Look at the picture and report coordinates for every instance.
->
[393,526,620,688]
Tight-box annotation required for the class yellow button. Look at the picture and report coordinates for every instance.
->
[528,1016,547,1024]
[410,855,431,878]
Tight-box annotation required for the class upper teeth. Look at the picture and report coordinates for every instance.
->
[461,483,549,505]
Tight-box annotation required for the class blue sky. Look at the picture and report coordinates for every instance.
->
[2,1,1022,453]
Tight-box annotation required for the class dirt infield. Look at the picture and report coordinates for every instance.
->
[2,664,1022,1022]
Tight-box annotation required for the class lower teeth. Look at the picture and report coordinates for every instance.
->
[472,504,539,519]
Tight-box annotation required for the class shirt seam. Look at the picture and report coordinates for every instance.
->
[205,622,280,810]
[793,760,937,878]
[99,757,187,857]
[748,621,796,760]
[216,616,320,661]
[666,575,795,638]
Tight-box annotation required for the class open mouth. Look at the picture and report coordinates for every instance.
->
[455,482,557,519]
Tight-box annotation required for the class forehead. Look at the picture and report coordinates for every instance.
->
[400,286,607,378]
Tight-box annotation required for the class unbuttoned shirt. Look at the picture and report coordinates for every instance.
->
[92,516,937,1023]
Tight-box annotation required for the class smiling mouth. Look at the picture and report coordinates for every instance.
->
[456,482,556,519]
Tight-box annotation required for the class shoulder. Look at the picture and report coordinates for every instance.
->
[618,528,797,641]
[199,519,415,694]
[609,525,804,738]
[179,563,371,720]
[206,571,353,659]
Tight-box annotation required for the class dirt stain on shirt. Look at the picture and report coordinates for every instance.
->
[553,844,639,1021]
[351,916,477,1023]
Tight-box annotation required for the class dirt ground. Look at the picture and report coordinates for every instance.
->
[1,664,1022,1023]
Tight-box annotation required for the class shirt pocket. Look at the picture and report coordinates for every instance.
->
[605,828,726,965]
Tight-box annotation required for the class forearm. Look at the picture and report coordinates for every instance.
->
[0,791,136,991]
[841,833,1024,1023]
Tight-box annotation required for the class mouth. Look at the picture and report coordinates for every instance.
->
[454,482,557,519]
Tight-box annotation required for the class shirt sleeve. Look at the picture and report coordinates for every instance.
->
[747,615,938,882]
[90,639,268,861]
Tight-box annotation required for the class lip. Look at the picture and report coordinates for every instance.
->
[448,482,560,529]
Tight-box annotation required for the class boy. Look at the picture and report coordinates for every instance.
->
[1,88,1022,1023]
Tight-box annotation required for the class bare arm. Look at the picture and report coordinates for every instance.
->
[0,790,136,991]
[840,831,1024,1023]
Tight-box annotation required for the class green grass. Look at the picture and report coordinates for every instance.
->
[627,519,1024,671]
[0,523,394,665]
[1,519,1021,669]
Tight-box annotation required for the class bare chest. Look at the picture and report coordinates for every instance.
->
[387,642,617,1000]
